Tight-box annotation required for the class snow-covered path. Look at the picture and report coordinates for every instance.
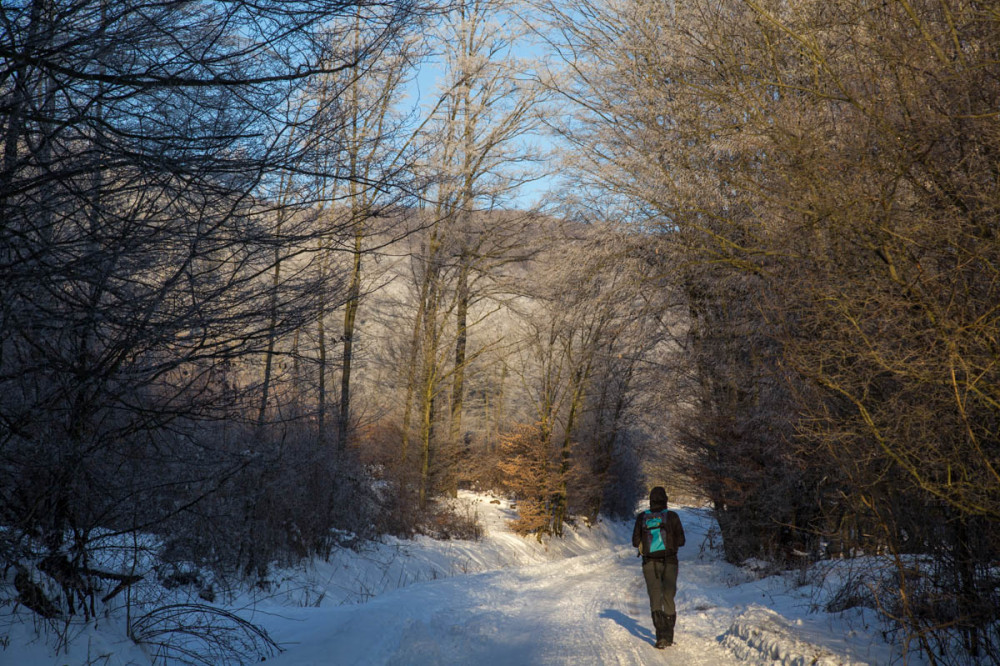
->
[3,495,901,664]
[251,501,884,666]
[261,509,733,665]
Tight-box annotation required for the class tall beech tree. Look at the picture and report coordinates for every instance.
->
[400,0,543,507]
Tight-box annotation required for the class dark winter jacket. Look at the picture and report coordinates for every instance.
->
[632,509,685,563]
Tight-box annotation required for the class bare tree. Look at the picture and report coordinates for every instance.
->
[0,0,417,616]
[271,11,426,450]
[544,0,1000,660]
[397,0,545,507]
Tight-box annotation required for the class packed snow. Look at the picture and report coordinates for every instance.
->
[1,492,921,665]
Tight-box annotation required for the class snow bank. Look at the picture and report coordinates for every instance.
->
[720,606,869,666]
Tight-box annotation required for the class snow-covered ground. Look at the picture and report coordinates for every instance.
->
[2,492,919,665]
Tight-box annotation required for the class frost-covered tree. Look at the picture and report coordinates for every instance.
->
[398,0,545,507]
[544,0,1000,659]
[0,0,417,613]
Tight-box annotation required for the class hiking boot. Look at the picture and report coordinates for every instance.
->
[664,613,676,646]
[651,610,667,647]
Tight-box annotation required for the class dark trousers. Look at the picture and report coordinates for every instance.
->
[642,557,678,616]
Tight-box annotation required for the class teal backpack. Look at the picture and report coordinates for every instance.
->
[642,510,668,554]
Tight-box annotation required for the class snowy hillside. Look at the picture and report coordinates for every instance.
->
[2,493,919,665]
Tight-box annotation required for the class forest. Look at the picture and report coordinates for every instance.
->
[1,0,997,664]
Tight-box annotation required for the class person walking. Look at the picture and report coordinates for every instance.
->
[632,486,685,649]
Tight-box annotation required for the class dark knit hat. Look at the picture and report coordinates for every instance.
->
[649,486,667,510]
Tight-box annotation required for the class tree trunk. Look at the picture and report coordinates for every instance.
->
[447,262,470,495]
[339,216,364,451]
[317,298,328,446]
